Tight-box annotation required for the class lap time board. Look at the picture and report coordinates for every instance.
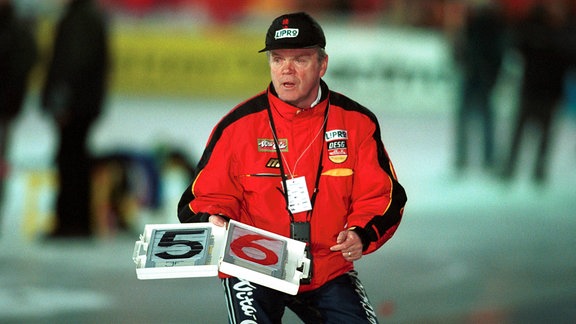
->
[133,220,311,295]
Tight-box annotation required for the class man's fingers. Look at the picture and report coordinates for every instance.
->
[208,215,227,227]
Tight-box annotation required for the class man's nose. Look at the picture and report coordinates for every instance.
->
[282,60,295,73]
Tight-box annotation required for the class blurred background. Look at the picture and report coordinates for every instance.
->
[1,0,575,323]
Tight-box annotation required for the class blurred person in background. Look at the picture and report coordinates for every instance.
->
[0,0,37,207]
[452,0,507,174]
[564,3,576,130]
[178,12,407,323]
[41,0,109,238]
[502,1,573,184]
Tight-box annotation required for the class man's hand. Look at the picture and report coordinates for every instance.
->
[330,229,363,261]
[208,215,228,227]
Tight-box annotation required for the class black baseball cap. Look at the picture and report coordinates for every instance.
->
[258,12,326,53]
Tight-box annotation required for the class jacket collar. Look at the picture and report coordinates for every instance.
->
[267,80,329,120]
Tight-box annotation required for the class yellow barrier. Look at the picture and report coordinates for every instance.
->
[111,25,270,98]
[32,20,271,99]
[22,169,56,239]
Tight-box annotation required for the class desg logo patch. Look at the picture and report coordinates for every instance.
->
[325,129,348,163]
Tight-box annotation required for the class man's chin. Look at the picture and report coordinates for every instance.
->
[277,94,301,107]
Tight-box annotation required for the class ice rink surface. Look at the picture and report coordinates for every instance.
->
[1,93,575,323]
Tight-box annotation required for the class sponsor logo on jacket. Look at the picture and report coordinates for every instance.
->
[325,129,348,163]
[266,158,281,168]
[258,138,288,152]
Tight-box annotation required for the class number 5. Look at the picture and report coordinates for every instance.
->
[155,230,204,260]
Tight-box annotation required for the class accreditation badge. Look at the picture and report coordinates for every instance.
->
[285,176,312,214]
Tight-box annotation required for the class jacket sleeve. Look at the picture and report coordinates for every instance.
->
[178,121,242,223]
[347,117,407,254]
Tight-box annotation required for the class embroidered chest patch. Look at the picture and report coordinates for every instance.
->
[325,129,348,163]
[257,138,288,152]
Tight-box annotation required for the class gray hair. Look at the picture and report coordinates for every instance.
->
[266,47,328,64]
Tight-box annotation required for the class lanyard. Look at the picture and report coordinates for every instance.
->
[266,99,330,222]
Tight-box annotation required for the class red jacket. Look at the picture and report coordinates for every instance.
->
[179,81,407,292]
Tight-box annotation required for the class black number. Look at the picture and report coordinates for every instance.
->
[154,230,204,260]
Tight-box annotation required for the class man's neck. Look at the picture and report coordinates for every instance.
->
[309,87,322,108]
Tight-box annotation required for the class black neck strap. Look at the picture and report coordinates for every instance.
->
[267,98,330,222]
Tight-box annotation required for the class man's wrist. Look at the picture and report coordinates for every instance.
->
[348,226,370,251]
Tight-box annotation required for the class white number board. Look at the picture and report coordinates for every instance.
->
[133,220,311,295]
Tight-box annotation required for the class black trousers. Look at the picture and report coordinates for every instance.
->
[504,96,558,182]
[222,270,379,324]
[53,120,94,236]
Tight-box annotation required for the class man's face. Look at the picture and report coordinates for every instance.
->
[269,48,328,109]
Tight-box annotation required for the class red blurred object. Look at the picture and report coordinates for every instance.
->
[121,0,155,15]
[378,300,396,317]
[204,0,250,24]
[497,0,537,22]
[100,0,189,16]
[497,0,576,22]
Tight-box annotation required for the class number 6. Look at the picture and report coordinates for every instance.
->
[230,234,278,265]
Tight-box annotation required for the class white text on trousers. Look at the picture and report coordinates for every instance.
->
[233,280,258,324]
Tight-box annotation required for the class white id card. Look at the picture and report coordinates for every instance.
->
[285,176,312,214]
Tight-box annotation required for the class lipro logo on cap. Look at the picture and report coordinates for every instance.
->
[275,28,299,40]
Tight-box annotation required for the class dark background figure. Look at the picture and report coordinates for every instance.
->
[0,0,37,207]
[41,0,109,238]
[561,2,576,143]
[502,1,572,184]
[453,0,506,173]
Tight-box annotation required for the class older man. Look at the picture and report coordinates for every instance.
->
[179,12,407,323]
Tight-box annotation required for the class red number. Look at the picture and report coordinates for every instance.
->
[229,234,279,265]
